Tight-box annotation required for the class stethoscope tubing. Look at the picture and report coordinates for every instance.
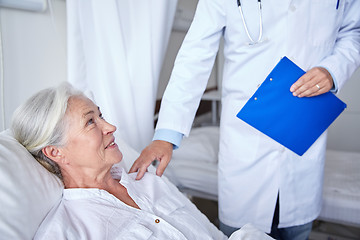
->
[237,0,263,45]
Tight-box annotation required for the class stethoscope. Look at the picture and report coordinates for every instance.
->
[237,0,263,45]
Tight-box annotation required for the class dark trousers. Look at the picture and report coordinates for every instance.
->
[269,195,313,240]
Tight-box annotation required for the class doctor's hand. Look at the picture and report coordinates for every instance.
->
[290,67,333,98]
[129,140,173,180]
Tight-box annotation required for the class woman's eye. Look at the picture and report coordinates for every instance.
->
[87,118,94,126]
[99,114,104,120]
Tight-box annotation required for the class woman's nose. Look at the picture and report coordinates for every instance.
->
[102,120,116,135]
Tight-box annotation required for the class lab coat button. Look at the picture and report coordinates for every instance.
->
[155,219,160,223]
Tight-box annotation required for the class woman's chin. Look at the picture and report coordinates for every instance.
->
[114,152,123,163]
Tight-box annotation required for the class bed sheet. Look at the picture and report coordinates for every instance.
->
[164,126,219,200]
[165,126,360,227]
[319,149,360,227]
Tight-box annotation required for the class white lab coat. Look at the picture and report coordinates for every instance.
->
[156,0,360,233]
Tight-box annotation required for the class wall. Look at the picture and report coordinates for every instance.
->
[157,0,218,100]
[0,0,66,131]
[327,68,360,152]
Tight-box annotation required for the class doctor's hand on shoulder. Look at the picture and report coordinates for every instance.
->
[290,67,334,98]
[129,140,173,180]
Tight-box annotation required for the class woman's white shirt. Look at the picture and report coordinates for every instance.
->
[34,168,227,240]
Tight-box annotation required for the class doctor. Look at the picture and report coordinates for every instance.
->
[130,0,360,239]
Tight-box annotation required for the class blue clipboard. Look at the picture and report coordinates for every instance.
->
[236,57,347,156]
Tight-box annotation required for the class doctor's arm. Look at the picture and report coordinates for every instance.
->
[129,129,183,180]
[291,1,360,98]
[130,0,226,180]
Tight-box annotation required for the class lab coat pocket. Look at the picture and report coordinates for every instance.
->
[308,0,344,47]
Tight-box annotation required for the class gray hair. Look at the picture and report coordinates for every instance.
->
[11,82,84,180]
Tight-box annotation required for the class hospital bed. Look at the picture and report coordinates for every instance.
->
[164,126,360,228]
[0,129,272,239]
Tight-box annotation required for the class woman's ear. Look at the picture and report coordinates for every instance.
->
[42,146,64,164]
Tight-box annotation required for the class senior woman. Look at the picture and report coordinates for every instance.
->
[10,83,228,239]
[11,83,272,240]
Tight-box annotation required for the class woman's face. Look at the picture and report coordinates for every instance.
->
[60,96,122,171]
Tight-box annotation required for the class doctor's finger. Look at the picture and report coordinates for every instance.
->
[291,78,317,97]
[290,75,315,97]
[129,156,152,180]
[135,166,148,180]
[290,70,313,92]
[156,154,172,177]
[129,155,152,175]
[307,82,332,97]
[308,78,333,97]
[295,84,324,98]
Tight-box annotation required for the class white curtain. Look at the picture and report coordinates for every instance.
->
[67,0,177,152]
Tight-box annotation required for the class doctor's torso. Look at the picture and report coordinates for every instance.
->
[218,0,344,231]
[221,0,343,101]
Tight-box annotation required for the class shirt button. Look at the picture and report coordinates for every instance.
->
[155,219,160,223]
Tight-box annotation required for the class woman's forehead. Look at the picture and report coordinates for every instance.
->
[67,96,98,117]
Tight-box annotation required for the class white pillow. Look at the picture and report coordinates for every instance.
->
[0,130,63,240]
